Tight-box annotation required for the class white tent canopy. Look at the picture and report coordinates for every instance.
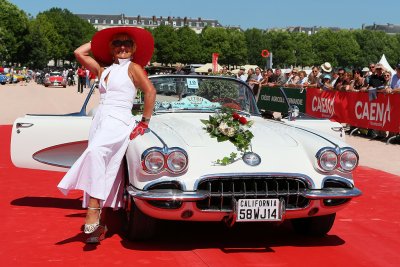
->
[379,54,395,75]
[194,63,222,73]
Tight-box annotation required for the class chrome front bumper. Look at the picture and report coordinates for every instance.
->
[127,186,362,201]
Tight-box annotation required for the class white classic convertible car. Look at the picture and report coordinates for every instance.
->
[11,75,361,240]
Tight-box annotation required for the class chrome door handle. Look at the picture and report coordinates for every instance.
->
[16,123,34,129]
[16,123,33,133]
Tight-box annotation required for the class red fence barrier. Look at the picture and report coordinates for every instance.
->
[306,88,400,133]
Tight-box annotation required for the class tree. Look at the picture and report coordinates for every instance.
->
[353,30,390,67]
[225,29,247,66]
[291,32,315,67]
[310,29,341,66]
[176,26,202,64]
[0,0,30,64]
[37,8,96,65]
[25,16,53,68]
[153,25,179,65]
[264,31,296,68]
[245,28,266,67]
[333,30,360,67]
[200,27,230,64]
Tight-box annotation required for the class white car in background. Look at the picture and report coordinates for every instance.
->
[11,75,361,240]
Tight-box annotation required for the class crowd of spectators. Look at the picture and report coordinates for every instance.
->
[234,61,400,97]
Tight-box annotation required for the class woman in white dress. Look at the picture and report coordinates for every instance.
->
[57,27,156,243]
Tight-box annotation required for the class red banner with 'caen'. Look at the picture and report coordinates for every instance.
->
[306,88,400,133]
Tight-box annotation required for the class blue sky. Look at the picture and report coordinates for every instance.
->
[8,0,400,30]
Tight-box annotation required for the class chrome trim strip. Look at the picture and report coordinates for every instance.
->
[302,187,362,199]
[127,186,362,201]
[127,186,209,201]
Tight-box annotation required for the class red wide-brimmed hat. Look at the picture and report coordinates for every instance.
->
[91,26,154,67]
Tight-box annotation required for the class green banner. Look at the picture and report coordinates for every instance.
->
[257,86,306,113]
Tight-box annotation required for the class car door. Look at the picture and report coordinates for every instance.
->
[11,115,92,172]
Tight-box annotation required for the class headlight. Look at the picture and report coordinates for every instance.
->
[166,150,188,173]
[143,150,165,174]
[317,148,338,172]
[141,147,188,174]
[339,149,358,172]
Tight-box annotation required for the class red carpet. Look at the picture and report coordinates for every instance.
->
[1,124,399,266]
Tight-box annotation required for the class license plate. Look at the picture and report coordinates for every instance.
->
[236,199,283,222]
[54,82,58,85]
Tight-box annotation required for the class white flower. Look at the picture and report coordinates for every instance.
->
[218,122,228,133]
[226,127,236,137]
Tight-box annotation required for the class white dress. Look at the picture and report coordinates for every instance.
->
[58,58,137,208]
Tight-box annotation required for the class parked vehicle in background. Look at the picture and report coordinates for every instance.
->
[44,72,67,88]
[0,73,10,85]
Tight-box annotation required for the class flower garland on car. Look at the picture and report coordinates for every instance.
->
[201,108,254,165]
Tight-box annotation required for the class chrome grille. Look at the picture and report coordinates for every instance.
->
[196,176,309,211]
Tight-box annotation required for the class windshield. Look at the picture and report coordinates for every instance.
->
[145,75,260,115]
[50,72,61,77]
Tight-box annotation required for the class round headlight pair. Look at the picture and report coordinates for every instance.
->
[142,148,188,174]
[316,147,358,173]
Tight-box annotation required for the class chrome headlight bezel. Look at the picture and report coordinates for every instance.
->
[338,147,359,172]
[141,147,188,174]
[141,148,165,174]
[316,147,359,173]
[316,147,338,173]
[166,149,189,174]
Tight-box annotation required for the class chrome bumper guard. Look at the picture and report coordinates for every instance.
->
[127,186,362,201]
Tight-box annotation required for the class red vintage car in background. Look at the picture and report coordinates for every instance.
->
[44,72,66,88]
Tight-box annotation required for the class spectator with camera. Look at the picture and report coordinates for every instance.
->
[365,63,386,92]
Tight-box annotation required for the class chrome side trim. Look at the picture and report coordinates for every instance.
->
[32,140,88,168]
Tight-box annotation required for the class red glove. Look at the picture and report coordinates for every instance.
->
[130,121,149,140]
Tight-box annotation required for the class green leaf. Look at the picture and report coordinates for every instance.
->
[217,135,229,142]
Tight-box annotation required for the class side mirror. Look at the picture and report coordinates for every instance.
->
[288,105,299,121]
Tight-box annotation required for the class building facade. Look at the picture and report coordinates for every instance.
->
[76,14,224,33]
[362,23,400,35]
[268,26,342,35]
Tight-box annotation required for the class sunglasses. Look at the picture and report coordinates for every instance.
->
[370,66,375,68]
[384,75,390,77]
[111,39,134,47]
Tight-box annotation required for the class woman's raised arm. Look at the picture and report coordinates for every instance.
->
[74,42,102,77]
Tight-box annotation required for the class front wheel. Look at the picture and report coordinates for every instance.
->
[126,197,157,241]
[291,213,336,237]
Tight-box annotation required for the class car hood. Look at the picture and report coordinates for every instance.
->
[149,113,337,149]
